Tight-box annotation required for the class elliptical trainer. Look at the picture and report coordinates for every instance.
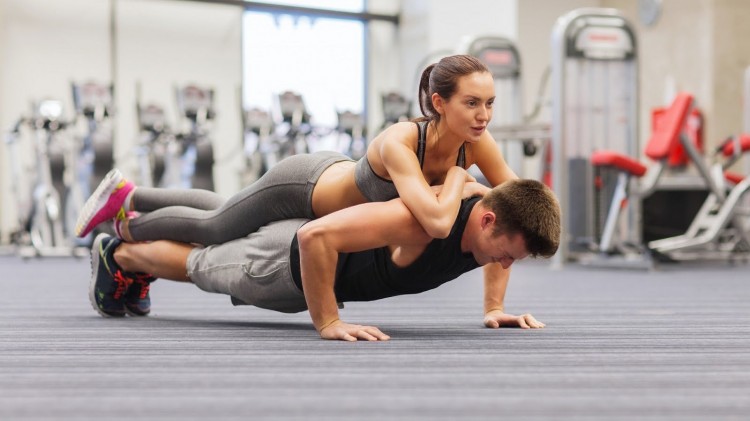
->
[70,81,116,246]
[380,91,412,130]
[135,100,171,188]
[242,106,274,180]
[167,84,216,191]
[71,81,115,189]
[335,110,367,160]
[272,91,311,161]
[5,99,85,256]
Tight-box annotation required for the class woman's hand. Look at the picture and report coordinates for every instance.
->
[431,181,488,199]
[461,181,490,198]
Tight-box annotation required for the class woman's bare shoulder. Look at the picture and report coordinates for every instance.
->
[376,121,420,148]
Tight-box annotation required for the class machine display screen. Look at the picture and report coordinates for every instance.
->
[480,49,514,66]
[478,48,519,78]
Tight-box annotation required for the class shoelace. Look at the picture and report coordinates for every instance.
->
[132,277,151,299]
[112,270,133,300]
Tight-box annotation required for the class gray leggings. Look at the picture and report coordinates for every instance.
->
[128,151,352,245]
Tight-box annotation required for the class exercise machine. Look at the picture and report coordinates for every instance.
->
[334,110,367,160]
[70,81,116,246]
[648,134,750,261]
[171,84,216,190]
[745,66,750,174]
[242,106,274,181]
[588,93,705,266]
[135,100,171,188]
[586,90,749,264]
[380,91,412,130]
[71,81,115,197]
[264,91,312,169]
[5,99,85,257]
[550,9,639,268]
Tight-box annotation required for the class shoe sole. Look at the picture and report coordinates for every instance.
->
[75,169,123,237]
[125,295,150,317]
[124,307,150,317]
[124,282,151,317]
[89,233,123,318]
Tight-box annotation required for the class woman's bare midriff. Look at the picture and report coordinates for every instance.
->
[311,160,367,218]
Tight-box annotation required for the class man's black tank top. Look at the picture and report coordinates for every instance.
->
[288,196,481,302]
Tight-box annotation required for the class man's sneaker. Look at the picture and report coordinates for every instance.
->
[89,233,131,318]
[124,273,156,316]
[76,169,134,238]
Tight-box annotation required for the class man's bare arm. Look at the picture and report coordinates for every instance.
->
[297,199,430,341]
[482,263,545,329]
[483,263,509,314]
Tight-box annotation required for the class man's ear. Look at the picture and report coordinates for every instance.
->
[432,93,445,115]
[480,212,497,230]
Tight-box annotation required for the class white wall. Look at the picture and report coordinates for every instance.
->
[427,1,517,53]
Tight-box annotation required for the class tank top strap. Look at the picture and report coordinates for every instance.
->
[415,121,427,169]
[456,143,466,168]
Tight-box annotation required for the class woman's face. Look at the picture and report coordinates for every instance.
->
[436,71,495,143]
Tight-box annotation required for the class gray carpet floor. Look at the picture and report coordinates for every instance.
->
[1,254,749,420]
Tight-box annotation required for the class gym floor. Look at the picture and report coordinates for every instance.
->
[1,254,749,420]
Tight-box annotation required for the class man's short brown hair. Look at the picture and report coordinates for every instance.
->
[480,179,561,258]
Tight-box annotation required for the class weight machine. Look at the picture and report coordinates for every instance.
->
[549,9,640,268]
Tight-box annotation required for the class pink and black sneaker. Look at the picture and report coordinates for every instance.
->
[75,169,134,238]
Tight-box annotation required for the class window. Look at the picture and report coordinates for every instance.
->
[242,1,365,128]
[249,0,363,12]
